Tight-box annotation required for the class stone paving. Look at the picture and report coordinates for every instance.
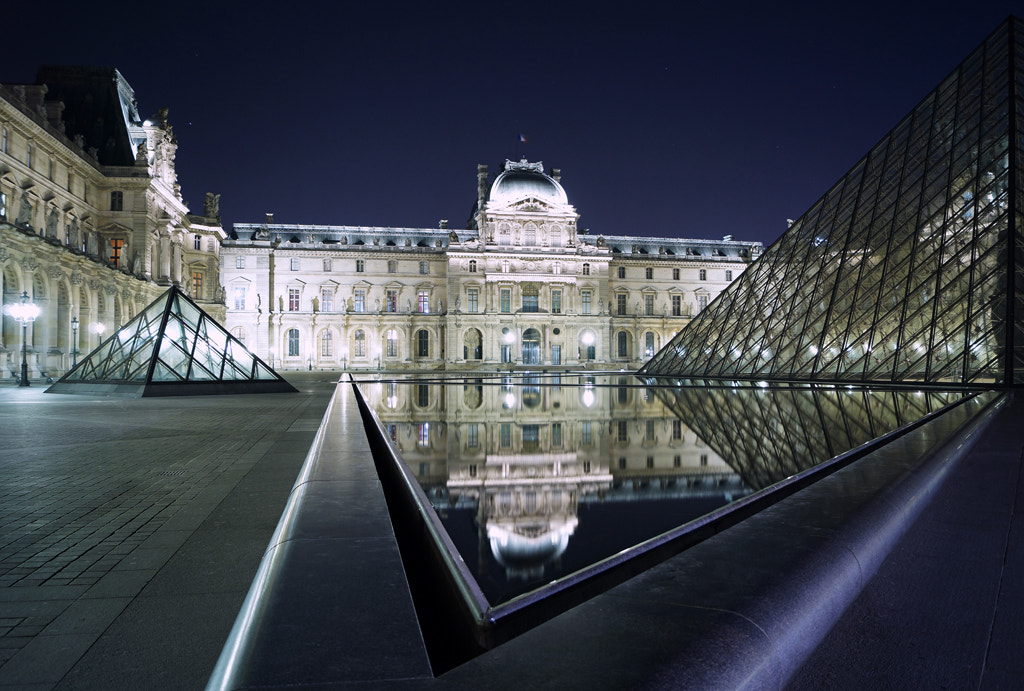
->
[0,373,338,689]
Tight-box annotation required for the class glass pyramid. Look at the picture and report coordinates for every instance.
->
[47,287,296,396]
[642,17,1024,387]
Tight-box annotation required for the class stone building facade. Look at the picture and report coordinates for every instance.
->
[220,160,762,371]
[0,67,223,379]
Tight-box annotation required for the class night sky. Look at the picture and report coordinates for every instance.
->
[4,2,1020,248]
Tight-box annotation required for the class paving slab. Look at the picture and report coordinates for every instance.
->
[0,373,338,690]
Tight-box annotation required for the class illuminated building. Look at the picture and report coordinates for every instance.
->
[221,160,762,370]
[0,67,223,379]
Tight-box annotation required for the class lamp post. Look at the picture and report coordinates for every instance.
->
[4,291,40,387]
[71,317,79,368]
[90,322,106,354]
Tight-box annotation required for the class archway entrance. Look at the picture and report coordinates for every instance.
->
[522,328,541,365]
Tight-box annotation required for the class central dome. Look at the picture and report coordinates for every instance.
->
[488,159,568,206]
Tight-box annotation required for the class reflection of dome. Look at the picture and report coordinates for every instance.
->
[487,517,578,581]
[489,160,569,206]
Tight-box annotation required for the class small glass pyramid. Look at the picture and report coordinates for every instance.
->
[642,17,1024,387]
[47,287,296,396]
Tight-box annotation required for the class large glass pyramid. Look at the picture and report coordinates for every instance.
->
[47,287,296,396]
[642,16,1024,387]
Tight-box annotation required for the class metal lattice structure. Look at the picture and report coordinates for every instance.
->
[47,287,295,396]
[642,17,1024,386]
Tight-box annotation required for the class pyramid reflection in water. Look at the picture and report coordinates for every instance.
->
[47,286,296,396]
[643,17,1024,386]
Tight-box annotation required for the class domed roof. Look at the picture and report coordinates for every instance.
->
[489,159,569,206]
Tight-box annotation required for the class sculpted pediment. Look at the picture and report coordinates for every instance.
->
[508,197,554,212]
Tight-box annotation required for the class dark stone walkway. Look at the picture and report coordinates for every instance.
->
[0,373,337,690]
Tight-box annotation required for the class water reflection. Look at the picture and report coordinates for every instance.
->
[357,376,966,605]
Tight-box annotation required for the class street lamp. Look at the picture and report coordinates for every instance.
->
[71,317,79,368]
[4,291,40,387]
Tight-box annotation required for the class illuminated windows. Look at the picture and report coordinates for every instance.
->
[109,238,124,267]
[418,290,429,313]
[287,328,299,356]
[288,288,300,311]
[354,289,366,312]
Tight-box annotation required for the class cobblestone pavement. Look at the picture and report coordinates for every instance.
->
[0,373,339,689]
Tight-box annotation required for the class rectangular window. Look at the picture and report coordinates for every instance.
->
[674,454,681,468]
[26,144,32,168]
[388,260,397,273]
[0,191,7,220]
[645,420,655,441]
[468,288,478,313]
[417,330,429,357]
[418,290,429,313]
[553,261,562,275]
[552,423,562,447]
[673,268,680,280]
[502,260,510,273]
[236,256,245,269]
[386,331,398,357]
[288,329,300,356]
[617,293,627,315]
[356,259,364,272]
[523,424,540,451]
[582,263,590,276]
[321,331,333,357]
[699,268,707,281]
[110,190,123,211]
[644,294,654,315]
[386,289,398,313]
[321,288,333,312]
[726,270,733,281]
[581,421,592,445]
[617,420,628,442]
[522,289,538,313]
[469,260,477,273]
[582,290,592,315]
[194,235,202,250]
[192,272,202,298]
[290,258,300,271]
[500,423,511,448]
[323,259,332,272]
[419,261,429,275]
[110,238,124,267]
[616,266,624,279]
[354,289,366,312]
[646,267,653,280]
[500,288,511,313]
[467,424,479,448]
[289,288,300,311]
[672,295,681,316]
[551,289,561,314]
[354,331,366,356]
[551,344,561,364]
[698,294,708,312]
[673,420,682,440]
[233,286,246,310]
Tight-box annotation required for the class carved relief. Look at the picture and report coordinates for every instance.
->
[70,271,84,286]
[21,258,38,273]
[46,266,65,280]
[88,279,101,291]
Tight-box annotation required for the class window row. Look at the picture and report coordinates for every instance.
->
[279,328,434,358]
[614,266,733,282]
[281,258,434,274]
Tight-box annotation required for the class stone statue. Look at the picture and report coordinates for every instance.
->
[454,297,460,310]
[436,298,443,313]
[16,191,32,226]
[68,218,79,248]
[596,235,606,247]
[46,207,58,237]
[312,296,319,312]
[406,299,412,313]
[135,140,148,165]
[279,296,284,312]
[203,192,220,218]
[449,230,459,244]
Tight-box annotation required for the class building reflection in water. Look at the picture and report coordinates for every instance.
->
[358,376,967,604]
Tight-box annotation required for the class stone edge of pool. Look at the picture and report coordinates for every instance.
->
[206,384,1001,690]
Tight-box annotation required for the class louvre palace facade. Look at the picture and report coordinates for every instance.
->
[220,160,762,371]
[0,66,224,380]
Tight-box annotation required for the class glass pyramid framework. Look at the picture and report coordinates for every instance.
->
[47,287,296,396]
[642,17,1024,387]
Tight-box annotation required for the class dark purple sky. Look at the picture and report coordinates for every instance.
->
[4,2,1019,247]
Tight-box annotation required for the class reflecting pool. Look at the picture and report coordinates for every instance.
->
[355,375,969,605]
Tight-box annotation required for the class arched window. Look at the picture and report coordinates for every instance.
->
[386,329,398,358]
[645,331,655,357]
[287,328,300,357]
[469,259,477,273]
[617,331,628,358]
[417,329,429,357]
[354,329,366,357]
[231,327,246,345]
[582,263,590,276]
[321,330,333,357]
